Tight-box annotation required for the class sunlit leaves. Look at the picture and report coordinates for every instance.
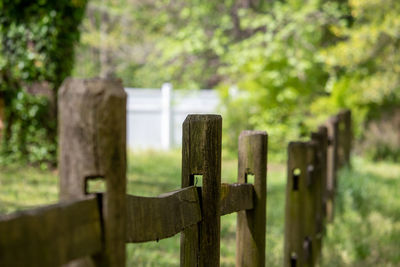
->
[320,0,400,143]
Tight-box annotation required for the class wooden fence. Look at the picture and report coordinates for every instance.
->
[283,109,351,267]
[0,78,351,267]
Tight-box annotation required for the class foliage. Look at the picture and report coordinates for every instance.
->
[74,1,335,158]
[323,158,400,265]
[0,0,87,165]
[72,0,400,160]
[74,1,274,88]
[311,0,400,159]
[218,1,334,157]
[3,91,57,165]
[73,0,170,86]
[319,0,400,118]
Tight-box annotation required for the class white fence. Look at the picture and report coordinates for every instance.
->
[125,84,220,150]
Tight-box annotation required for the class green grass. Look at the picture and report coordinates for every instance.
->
[0,151,399,266]
[0,166,58,213]
[322,158,400,266]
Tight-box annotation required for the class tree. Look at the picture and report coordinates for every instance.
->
[312,0,400,159]
[72,0,399,159]
[73,0,170,86]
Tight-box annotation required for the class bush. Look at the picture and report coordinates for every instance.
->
[0,0,87,165]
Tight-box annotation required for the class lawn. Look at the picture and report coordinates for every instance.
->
[0,151,399,266]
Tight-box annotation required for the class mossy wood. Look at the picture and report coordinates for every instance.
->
[306,141,319,266]
[311,126,329,261]
[125,186,201,243]
[180,114,222,267]
[325,116,339,223]
[0,197,102,267]
[59,78,127,267]
[338,110,352,167]
[220,183,254,216]
[284,142,318,267]
[125,183,254,243]
[236,130,268,267]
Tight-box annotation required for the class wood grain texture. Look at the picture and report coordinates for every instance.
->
[325,116,339,223]
[126,187,201,243]
[220,183,254,216]
[311,126,329,261]
[236,130,268,267]
[337,112,347,168]
[0,197,102,267]
[284,142,317,267]
[315,126,329,222]
[339,109,352,167]
[59,78,127,267]
[180,114,222,267]
[305,142,318,266]
[125,182,252,243]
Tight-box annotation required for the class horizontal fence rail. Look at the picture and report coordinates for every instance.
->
[0,78,352,267]
[126,183,254,243]
[126,186,201,243]
[0,184,257,266]
[220,183,254,216]
[0,196,102,267]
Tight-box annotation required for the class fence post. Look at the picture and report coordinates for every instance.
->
[161,83,173,150]
[236,131,268,267]
[284,142,317,267]
[180,114,222,267]
[325,116,339,223]
[59,78,127,267]
[339,109,352,166]
[337,113,346,168]
[311,126,328,262]
[306,142,319,266]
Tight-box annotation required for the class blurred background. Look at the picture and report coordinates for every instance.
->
[0,0,399,266]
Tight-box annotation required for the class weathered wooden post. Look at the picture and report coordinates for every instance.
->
[306,142,319,266]
[339,109,352,166]
[180,114,222,267]
[59,78,127,266]
[337,115,345,169]
[325,116,339,223]
[284,141,317,267]
[236,131,268,267]
[311,126,328,262]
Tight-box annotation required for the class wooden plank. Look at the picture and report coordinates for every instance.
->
[220,183,254,216]
[125,187,201,243]
[59,78,127,267]
[126,182,252,243]
[181,114,222,267]
[0,197,102,267]
[236,130,268,267]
